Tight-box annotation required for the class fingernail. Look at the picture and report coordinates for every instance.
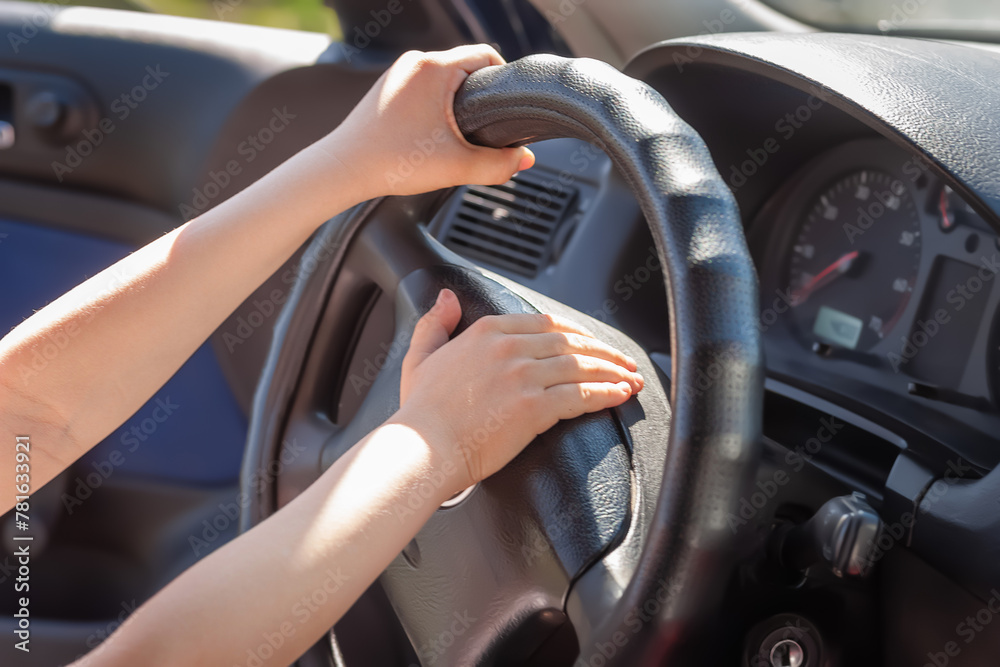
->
[625,355,637,370]
[517,151,534,172]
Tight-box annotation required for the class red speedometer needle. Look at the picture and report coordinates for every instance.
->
[791,250,860,306]
[939,188,955,230]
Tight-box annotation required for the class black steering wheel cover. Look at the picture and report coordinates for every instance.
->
[456,54,763,663]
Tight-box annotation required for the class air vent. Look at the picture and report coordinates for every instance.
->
[443,169,578,277]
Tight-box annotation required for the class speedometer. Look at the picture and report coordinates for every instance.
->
[786,170,922,352]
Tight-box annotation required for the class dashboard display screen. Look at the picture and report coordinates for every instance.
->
[813,305,863,349]
[905,257,992,388]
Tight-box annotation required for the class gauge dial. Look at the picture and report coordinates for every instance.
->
[786,170,922,352]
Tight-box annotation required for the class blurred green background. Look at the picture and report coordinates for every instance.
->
[21,0,341,34]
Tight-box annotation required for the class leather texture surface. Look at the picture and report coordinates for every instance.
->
[456,54,763,664]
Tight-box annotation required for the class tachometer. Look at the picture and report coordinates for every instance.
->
[786,170,922,351]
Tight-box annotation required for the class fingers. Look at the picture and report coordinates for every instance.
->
[410,44,532,186]
[522,331,637,371]
[544,381,635,422]
[397,45,503,77]
[515,147,535,172]
[488,312,595,337]
[458,145,533,186]
[476,313,639,378]
[436,45,533,181]
[482,312,642,388]
[440,43,506,72]
[403,290,462,371]
[531,354,643,393]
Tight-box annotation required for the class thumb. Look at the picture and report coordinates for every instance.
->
[470,146,535,186]
[402,289,462,391]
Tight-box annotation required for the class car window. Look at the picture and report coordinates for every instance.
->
[764,0,1000,34]
[16,0,339,34]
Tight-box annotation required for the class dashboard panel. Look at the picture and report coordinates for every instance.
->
[615,35,1000,483]
[423,42,1000,639]
[749,138,1000,468]
[614,38,1000,643]
[430,128,1000,475]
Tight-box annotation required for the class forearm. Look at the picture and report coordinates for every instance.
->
[0,135,364,503]
[0,44,532,506]
[75,417,455,667]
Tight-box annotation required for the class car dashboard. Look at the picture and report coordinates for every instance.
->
[430,56,1000,476]
[750,137,1000,467]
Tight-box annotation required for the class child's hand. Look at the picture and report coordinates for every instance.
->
[323,45,535,199]
[394,289,643,495]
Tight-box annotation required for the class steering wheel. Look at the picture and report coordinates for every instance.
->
[241,54,762,666]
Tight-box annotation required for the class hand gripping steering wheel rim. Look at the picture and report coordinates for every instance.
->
[241,54,763,666]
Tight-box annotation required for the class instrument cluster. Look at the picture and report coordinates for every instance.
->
[751,138,1000,458]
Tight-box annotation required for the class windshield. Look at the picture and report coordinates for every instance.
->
[764,0,1000,37]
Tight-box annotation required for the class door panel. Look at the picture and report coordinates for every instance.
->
[0,5,383,664]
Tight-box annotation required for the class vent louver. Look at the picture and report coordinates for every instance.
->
[443,170,577,278]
